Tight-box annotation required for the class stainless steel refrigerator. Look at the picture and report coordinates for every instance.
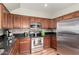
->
[57,17,79,55]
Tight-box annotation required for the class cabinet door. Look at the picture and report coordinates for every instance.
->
[7,14,13,29]
[0,4,2,29]
[30,17,35,23]
[50,35,57,50]
[19,38,31,55]
[2,13,8,29]
[63,13,74,20]
[21,16,30,28]
[41,19,49,29]
[13,14,21,28]
[50,20,54,29]
[0,4,10,29]
[56,17,63,22]
[50,19,57,29]
[9,39,19,55]
[44,36,50,48]
[74,11,79,18]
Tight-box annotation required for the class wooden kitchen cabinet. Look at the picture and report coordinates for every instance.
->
[56,16,63,22]
[19,38,31,55]
[2,13,14,29]
[13,14,21,28]
[74,11,79,18]
[9,39,19,55]
[41,18,50,29]
[30,17,41,24]
[0,4,10,29]
[2,13,8,29]
[35,18,41,23]
[63,13,74,20]
[0,4,2,29]
[21,16,30,28]
[7,14,14,29]
[30,17,36,23]
[44,36,51,48]
[50,35,57,50]
[50,19,57,29]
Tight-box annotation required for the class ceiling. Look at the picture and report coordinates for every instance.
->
[3,3,77,19]
[20,3,76,14]
[4,3,76,13]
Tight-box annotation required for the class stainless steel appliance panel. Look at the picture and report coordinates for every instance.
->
[57,17,79,55]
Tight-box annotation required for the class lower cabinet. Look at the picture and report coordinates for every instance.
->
[44,35,57,50]
[9,39,19,55]
[50,35,57,50]
[19,38,31,55]
[44,36,51,48]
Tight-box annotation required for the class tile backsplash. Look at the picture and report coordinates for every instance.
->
[10,29,29,34]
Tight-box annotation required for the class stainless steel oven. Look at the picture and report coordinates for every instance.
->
[31,37,44,53]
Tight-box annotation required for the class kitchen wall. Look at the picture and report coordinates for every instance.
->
[52,4,79,19]
[10,29,29,34]
[11,8,52,19]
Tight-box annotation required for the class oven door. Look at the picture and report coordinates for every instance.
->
[31,38,43,49]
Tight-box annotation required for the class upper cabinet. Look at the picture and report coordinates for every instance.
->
[21,16,30,29]
[56,17,63,22]
[74,11,79,18]
[13,14,21,29]
[63,13,74,20]
[30,17,41,24]
[50,19,57,29]
[2,13,8,29]
[0,4,10,29]
[30,17,50,29]
[7,14,14,29]
[41,18,50,29]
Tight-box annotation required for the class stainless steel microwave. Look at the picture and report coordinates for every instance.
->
[30,23,41,28]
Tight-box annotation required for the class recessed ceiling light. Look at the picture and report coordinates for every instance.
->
[44,4,48,7]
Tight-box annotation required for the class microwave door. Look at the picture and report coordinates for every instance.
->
[57,17,79,55]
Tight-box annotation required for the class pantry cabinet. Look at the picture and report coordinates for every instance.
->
[44,36,51,48]
[19,38,31,55]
